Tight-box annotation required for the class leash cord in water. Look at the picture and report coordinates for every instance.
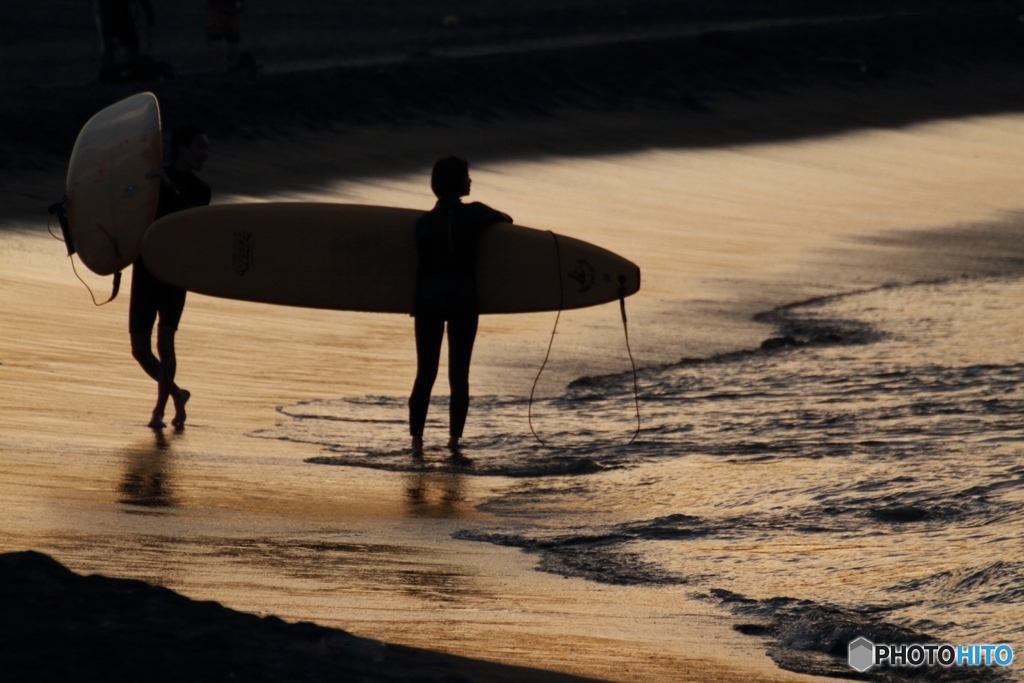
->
[528,231,641,448]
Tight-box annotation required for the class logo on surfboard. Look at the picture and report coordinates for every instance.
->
[569,259,595,293]
[233,231,253,275]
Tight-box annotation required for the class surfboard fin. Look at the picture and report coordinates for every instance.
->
[47,197,75,257]
[109,271,122,302]
[50,196,122,305]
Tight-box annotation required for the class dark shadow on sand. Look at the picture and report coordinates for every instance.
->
[0,550,609,683]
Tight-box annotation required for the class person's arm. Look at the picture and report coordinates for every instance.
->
[469,203,512,227]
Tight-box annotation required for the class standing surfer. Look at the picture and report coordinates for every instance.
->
[133,123,211,430]
[409,156,512,459]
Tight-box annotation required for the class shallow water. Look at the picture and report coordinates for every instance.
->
[251,277,1024,680]
[3,113,1024,681]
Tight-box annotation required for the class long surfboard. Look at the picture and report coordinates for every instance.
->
[142,202,640,314]
[66,92,162,276]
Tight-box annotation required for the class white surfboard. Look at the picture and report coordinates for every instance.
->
[65,92,162,276]
[142,202,640,314]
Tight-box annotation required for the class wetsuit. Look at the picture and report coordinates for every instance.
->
[409,198,511,440]
[128,167,211,335]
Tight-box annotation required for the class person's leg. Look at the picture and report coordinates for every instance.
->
[153,325,175,423]
[130,333,160,380]
[111,0,140,59]
[99,0,125,63]
[130,262,164,426]
[153,328,189,429]
[94,0,115,64]
[446,313,479,450]
[132,331,167,434]
[158,287,188,429]
[409,315,445,454]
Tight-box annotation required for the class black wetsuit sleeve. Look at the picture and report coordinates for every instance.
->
[464,202,512,232]
[466,203,512,227]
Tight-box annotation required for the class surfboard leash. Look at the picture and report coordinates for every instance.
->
[618,275,642,445]
[69,256,122,307]
[47,200,121,306]
[527,294,563,449]
[528,231,641,449]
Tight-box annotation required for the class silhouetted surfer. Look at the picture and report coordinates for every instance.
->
[410,157,511,460]
[133,123,211,430]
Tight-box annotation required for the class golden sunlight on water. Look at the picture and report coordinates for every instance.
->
[232,113,1024,396]
[3,113,1024,682]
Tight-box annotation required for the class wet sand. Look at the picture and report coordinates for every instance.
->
[3,1,1024,681]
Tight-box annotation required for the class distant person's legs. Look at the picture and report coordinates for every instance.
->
[445,313,479,451]
[409,314,445,455]
[93,0,108,57]
[206,4,243,70]
[98,0,140,64]
[131,0,156,55]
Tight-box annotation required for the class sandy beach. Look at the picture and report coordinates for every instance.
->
[3,2,1024,681]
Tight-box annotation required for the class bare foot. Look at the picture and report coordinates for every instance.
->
[411,436,424,458]
[447,440,472,466]
[171,389,190,429]
[148,412,166,430]
[450,452,472,467]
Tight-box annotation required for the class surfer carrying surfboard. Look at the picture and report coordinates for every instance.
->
[409,157,512,459]
[132,123,211,430]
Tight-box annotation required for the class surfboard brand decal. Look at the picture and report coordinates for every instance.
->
[233,231,253,276]
[569,259,595,293]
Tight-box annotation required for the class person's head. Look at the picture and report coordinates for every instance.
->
[171,123,209,171]
[431,156,470,200]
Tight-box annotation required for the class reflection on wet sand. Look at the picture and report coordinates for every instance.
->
[404,470,468,518]
[118,434,177,511]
